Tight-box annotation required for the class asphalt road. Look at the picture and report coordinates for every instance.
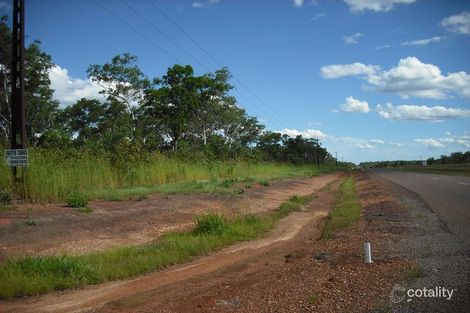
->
[370,169,470,242]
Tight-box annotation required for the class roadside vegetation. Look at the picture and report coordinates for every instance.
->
[0,194,315,298]
[360,151,470,177]
[322,175,361,239]
[0,150,335,202]
[0,17,343,204]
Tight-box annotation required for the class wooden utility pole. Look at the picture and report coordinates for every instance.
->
[10,0,27,179]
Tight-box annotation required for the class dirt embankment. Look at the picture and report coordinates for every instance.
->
[0,173,340,258]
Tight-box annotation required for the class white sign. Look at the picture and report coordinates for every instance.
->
[5,149,28,167]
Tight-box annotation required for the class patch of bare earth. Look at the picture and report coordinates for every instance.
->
[0,173,339,259]
[90,172,413,313]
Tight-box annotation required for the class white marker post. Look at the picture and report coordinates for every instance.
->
[364,242,372,264]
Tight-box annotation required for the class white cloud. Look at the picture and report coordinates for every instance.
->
[438,132,470,148]
[402,36,444,46]
[414,138,445,148]
[192,0,219,9]
[321,62,379,79]
[388,141,404,147]
[344,0,417,12]
[356,143,376,149]
[292,0,318,7]
[376,103,470,121]
[310,13,327,21]
[370,139,385,144]
[341,96,370,113]
[49,65,105,107]
[414,132,470,149]
[440,11,470,35]
[343,32,363,44]
[278,128,327,140]
[375,44,391,50]
[322,57,470,99]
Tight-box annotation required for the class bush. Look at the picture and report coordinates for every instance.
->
[193,213,228,236]
[66,193,88,208]
[258,180,270,186]
[0,189,12,205]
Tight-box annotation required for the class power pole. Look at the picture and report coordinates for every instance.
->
[335,151,338,166]
[10,0,27,180]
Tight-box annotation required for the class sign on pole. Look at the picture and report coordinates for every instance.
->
[5,149,28,167]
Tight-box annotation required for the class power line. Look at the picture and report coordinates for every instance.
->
[147,0,297,129]
[120,0,211,72]
[91,0,177,63]
[121,0,290,129]
[93,0,289,130]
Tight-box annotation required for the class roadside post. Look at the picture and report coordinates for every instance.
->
[364,242,372,263]
[8,0,28,198]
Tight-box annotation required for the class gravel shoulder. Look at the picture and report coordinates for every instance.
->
[369,173,470,313]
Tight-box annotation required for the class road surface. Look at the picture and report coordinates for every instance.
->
[370,169,470,242]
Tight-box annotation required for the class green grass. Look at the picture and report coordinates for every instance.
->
[0,148,338,203]
[0,193,316,298]
[322,176,362,239]
[307,293,320,305]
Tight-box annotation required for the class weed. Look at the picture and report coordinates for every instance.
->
[258,180,270,186]
[233,188,245,195]
[407,264,424,280]
[77,207,93,214]
[220,178,237,188]
[0,189,12,205]
[25,216,38,226]
[322,176,361,239]
[65,193,88,208]
[193,213,229,236]
[307,293,320,305]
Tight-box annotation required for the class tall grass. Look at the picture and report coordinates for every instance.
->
[0,148,335,202]
[0,194,316,298]
[322,175,362,238]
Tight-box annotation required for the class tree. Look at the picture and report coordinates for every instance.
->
[0,17,59,146]
[87,54,150,135]
[25,41,60,145]
[144,64,200,151]
[64,98,105,146]
[189,67,233,146]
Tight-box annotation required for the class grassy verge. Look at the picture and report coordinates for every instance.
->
[322,175,361,239]
[0,194,315,298]
[0,149,338,202]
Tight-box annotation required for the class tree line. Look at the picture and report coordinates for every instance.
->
[0,17,331,165]
[359,151,470,168]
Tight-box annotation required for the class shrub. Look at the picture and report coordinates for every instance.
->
[66,193,88,208]
[193,213,228,236]
[258,180,270,186]
[0,189,12,205]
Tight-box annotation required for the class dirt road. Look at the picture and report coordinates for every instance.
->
[0,173,340,258]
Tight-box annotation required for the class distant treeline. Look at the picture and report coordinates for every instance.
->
[360,151,470,168]
[0,17,332,165]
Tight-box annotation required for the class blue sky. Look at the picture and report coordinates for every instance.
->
[1,0,469,163]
